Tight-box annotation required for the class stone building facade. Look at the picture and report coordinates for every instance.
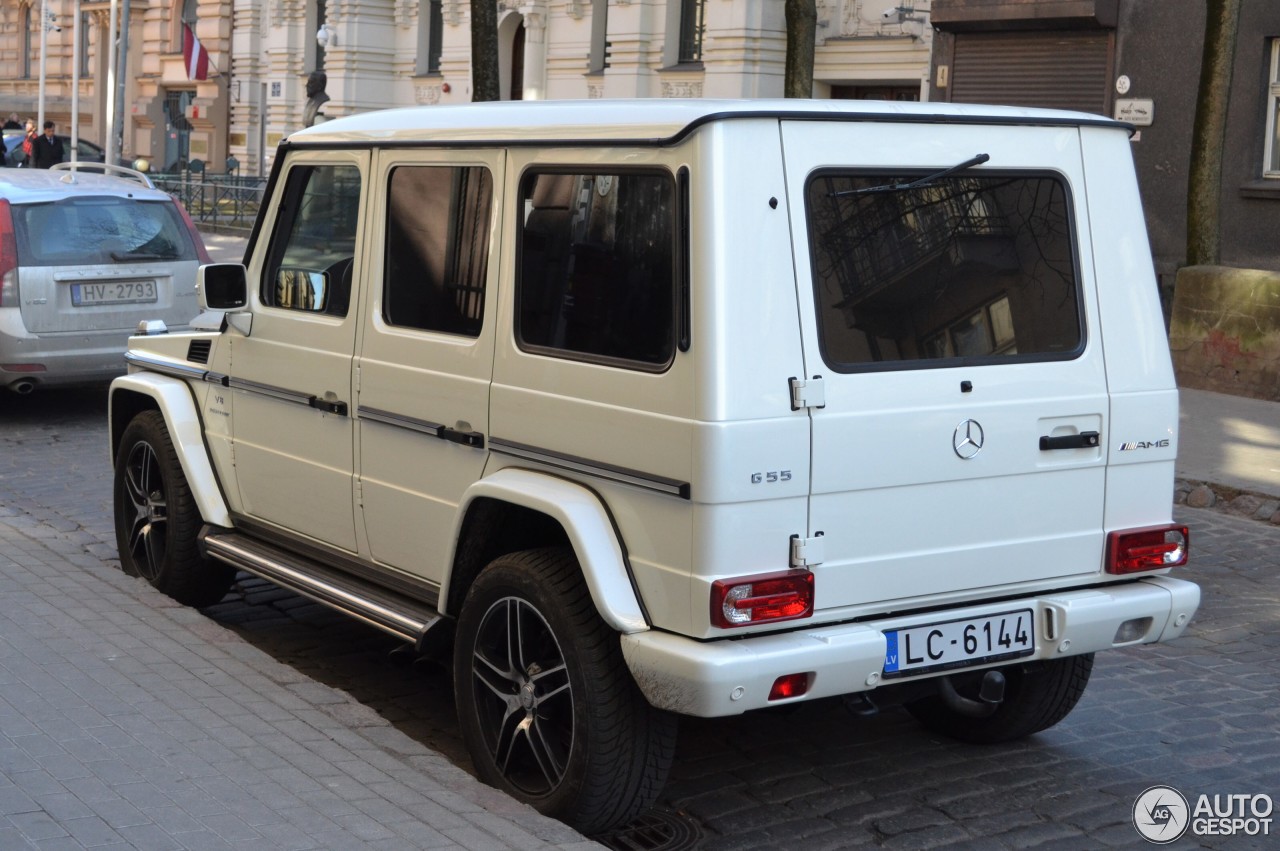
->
[1,1,933,177]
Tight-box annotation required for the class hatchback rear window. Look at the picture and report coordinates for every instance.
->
[805,172,1083,371]
[11,197,197,267]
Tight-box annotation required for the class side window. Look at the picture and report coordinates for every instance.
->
[262,163,361,316]
[383,165,493,337]
[805,172,1082,371]
[518,171,676,369]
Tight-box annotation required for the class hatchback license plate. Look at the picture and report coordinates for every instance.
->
[883,608,1034,678]
[72,281,157,306]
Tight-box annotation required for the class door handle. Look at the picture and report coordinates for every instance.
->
[308,396,349,416]
[439,426,484,448]
[1039,431,1100,451]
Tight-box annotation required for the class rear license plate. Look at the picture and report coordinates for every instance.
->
[882,608,1034,678]
[71,281,157,306]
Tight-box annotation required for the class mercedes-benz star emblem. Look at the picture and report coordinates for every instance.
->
[953,419,985,459]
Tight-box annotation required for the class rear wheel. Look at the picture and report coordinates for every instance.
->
[905,653,1094,744]
[113,410,234,608]
[454,547,676,834]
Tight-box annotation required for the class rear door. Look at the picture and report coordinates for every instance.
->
[355,148,504,581]
[781,120,1108,614]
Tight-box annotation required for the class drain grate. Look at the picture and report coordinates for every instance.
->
[593,809,702,851]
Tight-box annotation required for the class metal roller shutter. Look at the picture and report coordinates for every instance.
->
[950,30,1111,115]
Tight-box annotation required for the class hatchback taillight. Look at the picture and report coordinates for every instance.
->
[1106,524,1189,574]
[0,199,18,307]
[174,200,213,264]
[710,569,814,628]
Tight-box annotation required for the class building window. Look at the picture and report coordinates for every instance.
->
[174,0,198,53]
[589,0,609,73]
[80,12,93,77]
[678,0,705,65]
[416,0,443,75]
[1266,39,1280,178]
[22,6,33,79]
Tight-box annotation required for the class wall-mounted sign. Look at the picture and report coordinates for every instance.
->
[1115,98,1154,127]
[1116,75,1131,95]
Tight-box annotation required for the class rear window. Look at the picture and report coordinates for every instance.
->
[12,197,197,266]
[804,172,1083,371]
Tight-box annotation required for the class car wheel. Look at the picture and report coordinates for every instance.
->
[905,653,1094,744]
[113,410,233,608]
[454,547,676,834]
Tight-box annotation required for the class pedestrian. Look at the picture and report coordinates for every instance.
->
[32,120,65,169]
[2,113,21,130]
[18,120,37,167]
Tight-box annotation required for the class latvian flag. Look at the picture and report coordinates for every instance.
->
[183,23,210,81]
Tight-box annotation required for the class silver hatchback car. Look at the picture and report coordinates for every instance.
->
[0,163,208,393]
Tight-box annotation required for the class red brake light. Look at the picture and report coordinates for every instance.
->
[710,569,814,628]
[174,200,213,264]
[0,199,18,306]
[1106,525,1189,574]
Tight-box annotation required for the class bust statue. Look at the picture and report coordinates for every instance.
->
[303,71,331,127]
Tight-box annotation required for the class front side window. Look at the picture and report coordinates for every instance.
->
[13,198,197,266]
[806,172,1082,371]
[383,164,492,336]
[1266,39,1280,177]
[262,163,361,315]
[518,171,676,369]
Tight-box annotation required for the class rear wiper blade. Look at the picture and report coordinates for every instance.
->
[833,153,991,197]
[110,251,169,261]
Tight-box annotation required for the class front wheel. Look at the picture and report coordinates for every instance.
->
[905,653,1094,744]
[454,548,676,834]
[113,410,233,608]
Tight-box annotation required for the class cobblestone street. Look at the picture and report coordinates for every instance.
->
[2,386,1278,849]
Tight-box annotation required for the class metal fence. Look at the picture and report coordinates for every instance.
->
[152,173,266,231]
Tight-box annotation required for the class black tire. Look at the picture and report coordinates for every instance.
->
[453,547,676,834]
[905,653,1094,744]
[113,410,234,608]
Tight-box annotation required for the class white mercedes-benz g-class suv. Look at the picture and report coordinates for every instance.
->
[109,100,1200,833]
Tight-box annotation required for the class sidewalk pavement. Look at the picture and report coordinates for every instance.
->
[0,509,598,850]
[1177,387,1280,504]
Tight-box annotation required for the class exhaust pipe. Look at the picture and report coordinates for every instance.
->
[8,379,37,395]
[936,670,1006,718]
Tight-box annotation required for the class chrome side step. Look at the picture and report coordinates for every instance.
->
[199,528,443,648]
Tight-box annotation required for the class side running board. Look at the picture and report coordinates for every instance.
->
[199,528,443,649]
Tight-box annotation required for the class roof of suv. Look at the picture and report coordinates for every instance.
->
[286,98,1131,147]
[0,167,171,205]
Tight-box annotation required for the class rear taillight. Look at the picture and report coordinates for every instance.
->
[174,200,213,264]
[710,569,814,628]
[1106,524,1189,574]
[0,199,18,306]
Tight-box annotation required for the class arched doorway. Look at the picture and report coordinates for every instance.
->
[498,13,525,100]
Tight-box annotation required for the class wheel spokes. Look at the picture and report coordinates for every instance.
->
[471,596,574,796]
[123,442,167,580]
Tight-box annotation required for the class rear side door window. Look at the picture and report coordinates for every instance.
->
[383,164,493,337]
[804,173,1083,371]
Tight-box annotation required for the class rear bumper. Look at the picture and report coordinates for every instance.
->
[620,575,1200,717]
[0,309,129,387]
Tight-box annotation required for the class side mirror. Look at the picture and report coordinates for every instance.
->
[197,263,248,311]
